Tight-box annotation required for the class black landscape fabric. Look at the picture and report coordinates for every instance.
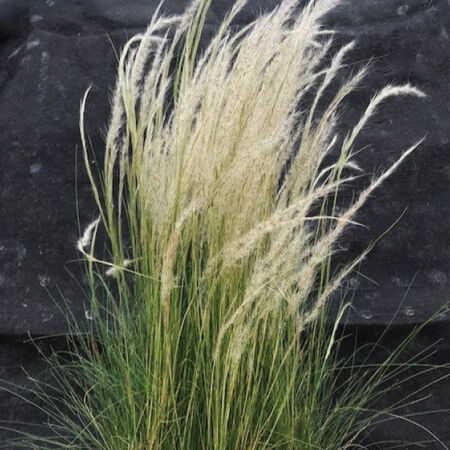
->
[0,0,449,447]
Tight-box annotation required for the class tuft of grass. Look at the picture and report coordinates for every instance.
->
[6,0,448,448]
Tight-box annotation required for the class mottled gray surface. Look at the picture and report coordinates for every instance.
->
[0,0,449,446]
[326,0,450,326]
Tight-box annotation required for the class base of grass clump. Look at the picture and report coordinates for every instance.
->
[5,0,448,448]
[6,300,448,449]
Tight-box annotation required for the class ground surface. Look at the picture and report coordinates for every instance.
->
[0,0,449,447]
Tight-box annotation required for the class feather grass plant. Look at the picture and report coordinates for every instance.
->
[7,0,447,448]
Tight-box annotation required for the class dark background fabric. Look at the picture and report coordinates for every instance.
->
[0,0,449,447]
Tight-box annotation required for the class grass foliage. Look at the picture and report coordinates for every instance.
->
[8,0,442,448]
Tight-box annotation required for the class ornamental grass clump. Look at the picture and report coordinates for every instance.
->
[17,0,432,448]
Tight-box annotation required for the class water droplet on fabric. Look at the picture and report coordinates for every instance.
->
[397,4,408,15]
[361,310,373,320]
[30,162,42,174]
[30,15,43,24]
[38,274,50,287]
[348,277,360,289]
[42,310,54,322]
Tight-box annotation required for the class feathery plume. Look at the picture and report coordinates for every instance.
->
[77,216,100,252]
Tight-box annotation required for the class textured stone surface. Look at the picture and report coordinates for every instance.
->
[0,0,449,446]
[326,0,450,325]
[0,335,63,449]
[337,321,450,449]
